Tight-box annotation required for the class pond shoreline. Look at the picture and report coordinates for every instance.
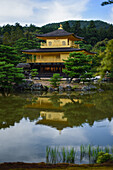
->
[0,162,113,170]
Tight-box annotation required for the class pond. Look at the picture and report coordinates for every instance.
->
[0,86,113,164]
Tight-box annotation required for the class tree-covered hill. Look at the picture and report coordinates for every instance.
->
[0,20,113,48]
[43,20,111,30]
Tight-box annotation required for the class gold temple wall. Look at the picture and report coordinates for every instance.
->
[26,52,70,63]
[41,39,79,48]
[41,39,68,48]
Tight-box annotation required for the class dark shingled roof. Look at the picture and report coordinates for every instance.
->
[22,47,96,54]
[36,119,72,130]
[22,47,83,53]
[36,29,84,40]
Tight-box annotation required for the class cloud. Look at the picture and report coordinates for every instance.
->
[110,119,113,136]
[110,7,113,23]
[0,118,88,162]
[0,0,90,26]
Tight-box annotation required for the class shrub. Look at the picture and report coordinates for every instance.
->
[30,69,38,78]
[96,151,113,163]
[49,73,63,88]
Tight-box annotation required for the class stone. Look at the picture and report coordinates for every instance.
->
[31,83,44,91]
[14,79,34,91]
[82,84,97,91]
[48,87,54,92]
[54,88,59,91]
[65,85,72,91]
[33,77,40,80]
[58,86,64,91]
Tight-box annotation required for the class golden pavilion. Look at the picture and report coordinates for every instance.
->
[22,24,95,77]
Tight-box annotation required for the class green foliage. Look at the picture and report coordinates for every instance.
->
[63,21,71,32]
[92,38,108,53]
[97,39,113,79]
[0,21,113,48]
[46,146,76,164]
[71,21,82,35]
[75,41,92,51]
[96,151,113,163]
[46,145,113,164]
[0,45,25,93]
[14,38,40,62]
[30,69,38,78]
[49,73,63,88]
[3,32,11,45]
[63,52,93,82]
[85,21,99,46]
[101,0,113,6]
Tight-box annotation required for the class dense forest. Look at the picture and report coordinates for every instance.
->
[0,20,113,48]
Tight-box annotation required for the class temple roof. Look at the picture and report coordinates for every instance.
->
[36,29,84,41]
[22,47,82,53]
[22,47,96,54]
[36,119,72,130]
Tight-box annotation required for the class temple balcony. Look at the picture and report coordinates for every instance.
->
[40,42,80,48]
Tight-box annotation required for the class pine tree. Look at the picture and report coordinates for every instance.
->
[72,21,82,35]
[63,52,93,82]
[0,45,24,94]
[63,21,71,32]
[85,21,98,46]
[3,32,11,45]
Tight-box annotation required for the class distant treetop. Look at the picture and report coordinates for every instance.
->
[101,0,113,6]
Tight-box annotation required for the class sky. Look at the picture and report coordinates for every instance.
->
[0,0,113,27]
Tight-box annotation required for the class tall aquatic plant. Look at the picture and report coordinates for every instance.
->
[46,145,113,164]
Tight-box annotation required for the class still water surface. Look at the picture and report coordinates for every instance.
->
[0,89,113,163]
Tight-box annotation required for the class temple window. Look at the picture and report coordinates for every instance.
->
[48,41,52,46]
[37,56,40,59]
[56,55,60,59]
[62,41,66,45]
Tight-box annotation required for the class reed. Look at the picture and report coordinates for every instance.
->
[88,144,91,160]
[111,146,113,154]
[66,148,70,163]
[80,144,85,161]
[70,147,76,163]
[46,146,50,163]
[61,147,66,162]
[105,145,110,153]
[46,145,113,164]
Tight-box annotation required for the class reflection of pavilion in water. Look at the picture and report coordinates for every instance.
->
[26,97,81,109]
[26,97,81,131]
[37,111,72,132]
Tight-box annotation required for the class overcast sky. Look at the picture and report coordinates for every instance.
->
[0,0,113,27]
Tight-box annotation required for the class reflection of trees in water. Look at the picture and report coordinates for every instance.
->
[63,102,96,126]
[48,94,62,107]
[0,88,113,130]
[92,91,113,115]
[63,90,113,127]
[0,95,25,129]
[0,94,40,129]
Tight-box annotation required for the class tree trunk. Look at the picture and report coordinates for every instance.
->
[68,77,73,83]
